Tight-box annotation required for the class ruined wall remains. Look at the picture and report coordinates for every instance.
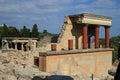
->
[57,16,83,50]
[2,38,37,52]
[37,36,52,52]
[0,51,34,67]
[37,16,83,52]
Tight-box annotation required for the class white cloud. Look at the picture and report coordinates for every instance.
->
[0,0,73,15]
[0,0,119,15]
[0,0,92,15]
[92,0,117,8]
[73,0,120,17]
[0,0,120,35]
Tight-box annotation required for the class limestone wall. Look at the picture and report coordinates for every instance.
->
[57,16,83,50]
[37,36,52,52]
[37,16,83,52]
[41,51,112,78]
[2,38,37,51]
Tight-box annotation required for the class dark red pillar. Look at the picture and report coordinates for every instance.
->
[51,44,57,51]
[68,39,73,50]
[95,26,100,48]
[83,25,88,49]
[105,27,110,48]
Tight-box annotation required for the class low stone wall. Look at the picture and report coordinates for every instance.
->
[39,49,113,78]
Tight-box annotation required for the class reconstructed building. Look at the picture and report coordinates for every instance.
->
[1,13,113,79]
[2,37,37,52]
[39,13,113,78]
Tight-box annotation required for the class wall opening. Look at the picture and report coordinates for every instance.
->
[34,56,39,67]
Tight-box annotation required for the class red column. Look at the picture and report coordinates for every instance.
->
[82,25,88,49]
[95,27,100,48]
[68,39,73,50]
[51,44,57,51]
[105,27,110,48]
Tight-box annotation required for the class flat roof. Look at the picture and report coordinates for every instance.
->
[69,13,112,20]
[39,48,114,56]
[2,37,38,40]
[68,13,112,26]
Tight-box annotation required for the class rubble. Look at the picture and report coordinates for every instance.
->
[0,51,105,80]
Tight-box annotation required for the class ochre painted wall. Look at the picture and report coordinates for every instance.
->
[39,51,112,78]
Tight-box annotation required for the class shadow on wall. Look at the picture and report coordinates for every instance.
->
[32,75,74,80]
[70,17,82,49]
[51,35,59,43]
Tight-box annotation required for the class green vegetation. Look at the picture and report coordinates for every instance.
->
[1,24,9,37]
[20,26,31,37]
[0,24,58,48]
[31,24,39,38]
[100,35,120,62]
[110,35,120,62]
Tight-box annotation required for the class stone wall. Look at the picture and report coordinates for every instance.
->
[2,38,37,51]
[37,16,83,52]
[39,50,112,78]
[57,16,83,50]
[37,36,52,52]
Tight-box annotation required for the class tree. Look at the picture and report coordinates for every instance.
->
[100,34,120,62]
[31,24,39,38]
[43,29,48,34]
[8,26,20,37]
[0,26,3,38]
[110,35,120,62]
[20,26,31,37]
[0,26,3,48]
[1,24,9,37]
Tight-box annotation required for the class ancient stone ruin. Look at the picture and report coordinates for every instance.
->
[1,13,114,80]
[38,13,113,79]
[2,37,37,52]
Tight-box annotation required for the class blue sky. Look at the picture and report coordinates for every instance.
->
[0,0,120,37]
